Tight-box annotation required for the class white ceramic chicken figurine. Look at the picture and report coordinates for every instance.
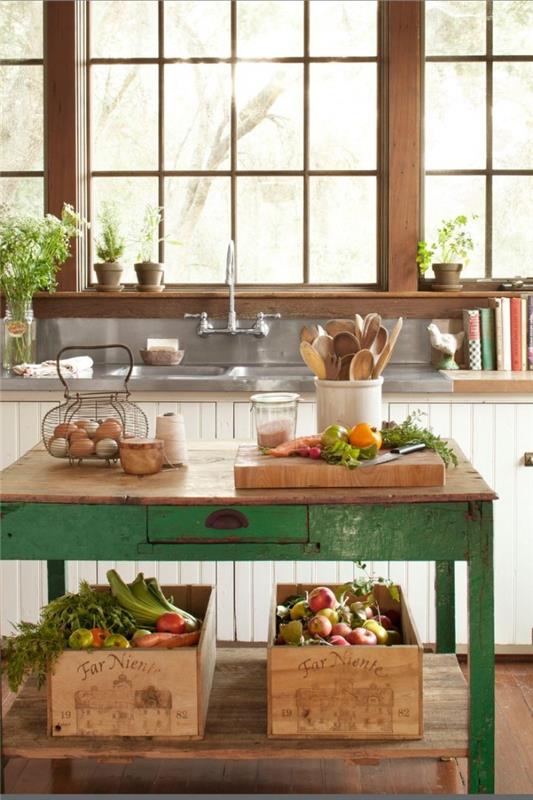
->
[427,323,464,370]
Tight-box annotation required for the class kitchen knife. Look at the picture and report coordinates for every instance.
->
[358,442,426,468]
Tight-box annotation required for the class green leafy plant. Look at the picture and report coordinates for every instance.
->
[136,205,180,263]
[417,214,476,275]
[95,202,125,263]
[381,410,458,467]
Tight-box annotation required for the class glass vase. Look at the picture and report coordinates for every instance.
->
[3,300,36,370]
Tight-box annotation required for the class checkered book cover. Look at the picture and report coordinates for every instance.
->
[463,309,482,370]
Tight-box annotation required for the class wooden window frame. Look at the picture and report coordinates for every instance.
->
[33,0,523,318]
[423,0,533,289]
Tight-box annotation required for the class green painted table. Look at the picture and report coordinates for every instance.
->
[0,442,496,793]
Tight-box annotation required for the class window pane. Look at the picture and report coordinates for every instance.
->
[236,64,303,170]
[310,0,377,57]
[0,1,42,59]
[309,177,376,284]
[493,177,533,278]
[165,1,230,57]
[237,178,302,283]
[91,178,158,283]
[425,63,485,169]
[0,178,43,216]
[493,0,533,56]
[165,65,231,170]
[493,63,533,169]
[237,0,303,57]
[92,65,158,171]
[425,1,485,56]
[310,64,376,169]
[424,176,485,278]
[90,0,158,58]
[164,178,230,283]
[0,65,43,170]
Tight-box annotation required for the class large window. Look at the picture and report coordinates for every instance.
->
[424,0,533,280]
[0,1,44,215]
[89,0,382,287]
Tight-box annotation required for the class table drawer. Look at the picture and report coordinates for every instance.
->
[147,505,308,543]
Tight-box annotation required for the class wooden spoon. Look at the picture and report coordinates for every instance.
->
[323,352,341,380]
[300,324,319,344]
[299,340,327,380]
[354,313,365,340]
[372,317,403,378]
[338,353,355,380]
[349,349,374,381]
[325,319,356,337]
[361,313,381,349]
[333,331,360,358]
[370,325,388,357]
[313,334,334,361]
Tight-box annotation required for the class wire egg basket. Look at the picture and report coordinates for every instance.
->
[42,344,148,465]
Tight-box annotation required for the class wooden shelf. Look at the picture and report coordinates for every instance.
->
[441,370,533,394]
[2,649,468,763]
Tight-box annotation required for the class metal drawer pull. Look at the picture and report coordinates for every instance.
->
[205,509,249,530]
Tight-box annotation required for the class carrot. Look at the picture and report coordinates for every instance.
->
[133,630,201,648]
[265,435,322,458]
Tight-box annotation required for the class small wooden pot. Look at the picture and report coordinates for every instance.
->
[119,438,164,475]
[432,263,463,292]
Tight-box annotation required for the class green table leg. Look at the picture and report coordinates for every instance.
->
[47,560,66,600]
[435,561,456,653]
[467,502,495,794]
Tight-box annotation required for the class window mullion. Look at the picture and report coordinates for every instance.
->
[303,0,310,284]
[230,0,237,280]
[485,0,493,279]
[158,0,164,265]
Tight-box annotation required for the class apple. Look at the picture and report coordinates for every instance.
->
[386,608,402,626]
[280,620,303,645]
[103,634,130,648]
[330,622,352,638]
[317,607,339,625]
[308,586,337,613]
[308,615,332,638]
[132,628,152,642]
[385,629,403,645]
[329,635,350,646]
[350,601,374,620]
[375,614,393,630]
[156,612,187,635]
[346,628,378,646]
[363,619,388,645]
[290,600,309,620]
[68,628,94,650]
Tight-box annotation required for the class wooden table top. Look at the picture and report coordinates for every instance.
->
[0,441,496,506]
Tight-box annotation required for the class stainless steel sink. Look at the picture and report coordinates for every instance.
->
[109,365,230,378]
[228,365,308,378]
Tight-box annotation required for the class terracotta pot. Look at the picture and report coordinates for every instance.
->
[432,263,463,292]
[134,261,164,287]
[94,261,123,288]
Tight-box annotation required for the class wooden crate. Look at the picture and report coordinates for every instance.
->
[268,583,423,740]
[48,585,216,739]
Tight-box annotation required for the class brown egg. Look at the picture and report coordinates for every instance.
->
[94,420,123,442]
[69,428,89,442]
[54,422,78,439]
[69,438,95,459]
[75,419,92,430]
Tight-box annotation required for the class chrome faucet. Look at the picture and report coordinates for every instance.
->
[184,240,281,337]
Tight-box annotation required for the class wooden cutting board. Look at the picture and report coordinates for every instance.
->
[234,445,445,489]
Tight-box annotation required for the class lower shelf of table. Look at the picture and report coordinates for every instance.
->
[2,648,468,762]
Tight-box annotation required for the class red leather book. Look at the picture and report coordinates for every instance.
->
[510,297,522,372]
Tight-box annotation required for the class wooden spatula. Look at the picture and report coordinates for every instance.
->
[349,349,374,380]
[372,317,403,378]
[300,340,327,380]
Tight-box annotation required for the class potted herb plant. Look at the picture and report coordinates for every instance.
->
[417,215,475,291]
[134,205,165,291]
[94,202,125,291]
[0,204,84,370]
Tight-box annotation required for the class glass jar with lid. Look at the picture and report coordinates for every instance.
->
[250,392,300,449]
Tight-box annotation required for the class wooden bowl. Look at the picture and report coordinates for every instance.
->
[119,438,164,475]
[139,349,184,366]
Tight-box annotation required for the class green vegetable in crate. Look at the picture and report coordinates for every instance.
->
[107,570,200,631]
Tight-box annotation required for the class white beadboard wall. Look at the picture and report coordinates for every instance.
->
[1,397,532,645]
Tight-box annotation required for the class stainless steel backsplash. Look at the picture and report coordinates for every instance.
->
[37,317,432,365]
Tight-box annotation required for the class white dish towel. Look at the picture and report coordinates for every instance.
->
[13,356,94,378]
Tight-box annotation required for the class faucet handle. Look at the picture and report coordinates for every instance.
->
[256,312,281,320]
[184,312,207,320]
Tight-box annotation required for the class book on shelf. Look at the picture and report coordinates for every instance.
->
[528,295,533,371]
[463,309,482,370]
[501,297,512,371]
[478,307,496,370]
[510,297,522,372]
[488,298,503,370]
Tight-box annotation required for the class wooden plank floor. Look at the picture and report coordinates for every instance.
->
[2,656,533,793]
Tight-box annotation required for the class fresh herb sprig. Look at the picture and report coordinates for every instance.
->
[3,621,65,692]
[381,411,458,467]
